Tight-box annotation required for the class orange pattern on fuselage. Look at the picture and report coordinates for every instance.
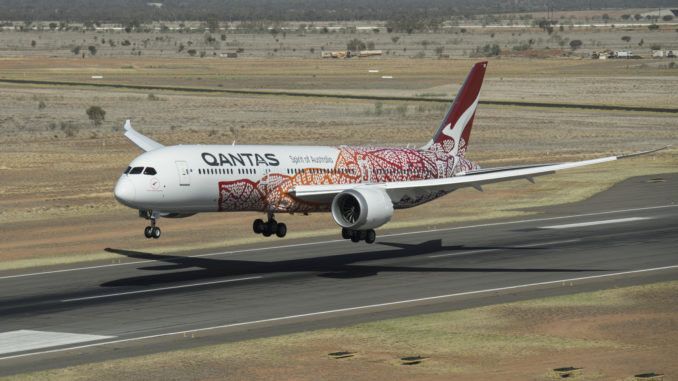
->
[218,146,479,213]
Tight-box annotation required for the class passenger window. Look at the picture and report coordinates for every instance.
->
[143,167,157,175]
[129,167,144,175]
[123,166,131,174]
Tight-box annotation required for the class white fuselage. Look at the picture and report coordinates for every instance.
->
[114,144,478,215]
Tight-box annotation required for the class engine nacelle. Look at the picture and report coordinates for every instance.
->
[331,187,394,230]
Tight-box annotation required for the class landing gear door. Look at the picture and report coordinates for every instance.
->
[176,161,190,186]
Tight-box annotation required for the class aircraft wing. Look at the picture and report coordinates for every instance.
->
[288,146,669,204]
[123,120,165,152]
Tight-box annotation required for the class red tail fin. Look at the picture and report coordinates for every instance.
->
[423,61,486,156]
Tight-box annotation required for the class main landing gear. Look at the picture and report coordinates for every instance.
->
[342,228,376,244]
[253,213,287,238]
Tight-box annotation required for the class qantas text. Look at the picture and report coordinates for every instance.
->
[201,152,280,167]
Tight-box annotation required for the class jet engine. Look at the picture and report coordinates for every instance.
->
[331,187,394,230]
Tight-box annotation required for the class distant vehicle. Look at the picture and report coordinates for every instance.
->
[114,62,666,242]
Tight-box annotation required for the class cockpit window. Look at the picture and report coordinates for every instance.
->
[123,166,131,174]
[129,167,144,175]
[143,167,157,175]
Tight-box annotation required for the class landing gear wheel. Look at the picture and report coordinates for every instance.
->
[365,229,376,244]
[144,226,153,239]
[350,230,361,243]
[341,228,351,240]
[253,219,264,234]
[152,227,161,239]
[276,223,287,238]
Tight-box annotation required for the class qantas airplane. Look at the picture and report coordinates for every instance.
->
[114,61,665,243]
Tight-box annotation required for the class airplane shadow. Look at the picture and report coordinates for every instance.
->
[103,239,605,288]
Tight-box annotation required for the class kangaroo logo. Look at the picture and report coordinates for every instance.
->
[439,97,479,156]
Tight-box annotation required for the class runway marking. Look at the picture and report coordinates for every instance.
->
[1,204,676,281]
[0,330,114,356]
[541,217,652,229]
[2,264,677,361]
[61,276,262,303]
[429,239,581,258]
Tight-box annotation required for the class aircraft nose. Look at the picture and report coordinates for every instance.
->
[114,177,136,206]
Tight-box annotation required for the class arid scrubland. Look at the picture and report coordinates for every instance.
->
[0,18,677,269]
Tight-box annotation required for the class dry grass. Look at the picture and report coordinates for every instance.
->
[0,56,676,270]
[8,281,677,381]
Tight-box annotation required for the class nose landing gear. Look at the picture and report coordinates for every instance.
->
[143,219,161,239]
[140,210,161,239]
[253,213,287,238]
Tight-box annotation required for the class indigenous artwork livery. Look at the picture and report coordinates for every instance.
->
[114,62,666,243]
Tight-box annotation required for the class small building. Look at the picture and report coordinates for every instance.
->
[358,50,382,58]
[652,49,676,58]
[220,52,238,58]
[321,51,351,59]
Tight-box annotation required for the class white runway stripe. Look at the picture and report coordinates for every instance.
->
[61,276,262,302]
[542,217,652,229]
[0,330,114,355]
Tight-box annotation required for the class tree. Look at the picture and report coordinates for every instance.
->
[48,22,57,31]
[648,24,659,31]
[187,49,197,56]
[71,46,81,55]
[621,36,631,43]
[663,15,674,22]
[86,106,105,126]
[31,40,36,47]
[87,45,97,56]
[347,38,366,51]
[569,39,582,50]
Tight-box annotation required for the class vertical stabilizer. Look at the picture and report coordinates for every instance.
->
[422,61,487,156]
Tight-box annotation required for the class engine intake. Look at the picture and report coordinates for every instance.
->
[331,187,394,230]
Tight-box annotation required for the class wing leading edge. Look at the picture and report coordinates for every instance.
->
[288,146,670,204]
[123,120,165,152]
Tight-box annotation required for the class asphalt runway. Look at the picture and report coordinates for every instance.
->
[1,173,676,376]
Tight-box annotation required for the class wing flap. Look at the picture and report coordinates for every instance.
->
[123,120,164,152]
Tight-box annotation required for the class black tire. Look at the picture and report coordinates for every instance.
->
[341,228,351,239]
[365,229,376,244]
[276,223,287,238]
[144,226,153,238]
[350,230,361,243]
[262,223,272,237]
[253,218,264,234]
[152,227,161,239]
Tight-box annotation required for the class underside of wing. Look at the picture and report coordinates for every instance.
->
[288,146,669,204]
[123,120,165,152]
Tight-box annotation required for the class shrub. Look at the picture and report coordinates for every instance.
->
[569,39,582,50]
[60,121,79,137]
[86,106,105,126]
[347,38,366,51]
